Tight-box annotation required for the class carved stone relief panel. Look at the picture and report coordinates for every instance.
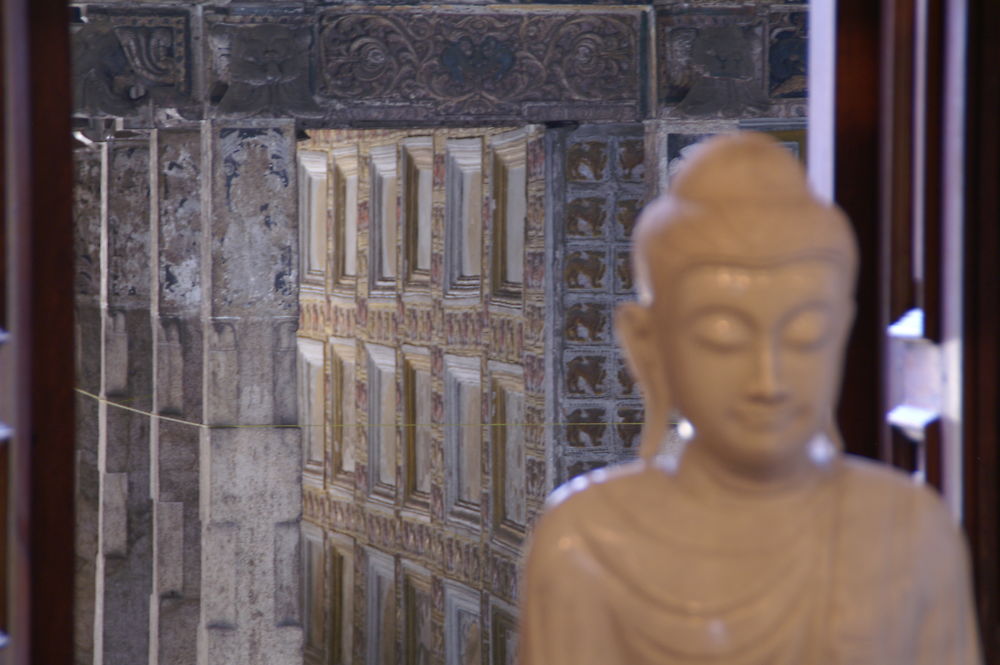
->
[657,6,768,118]
[318,9,645,122]
[551,125,647,483]
[205,11,320,118]
[73,7,191,117]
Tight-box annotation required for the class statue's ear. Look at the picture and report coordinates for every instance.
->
[614,302,671,462]
[615,303,657,387]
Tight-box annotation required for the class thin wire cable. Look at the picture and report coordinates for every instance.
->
[75,388,648,429]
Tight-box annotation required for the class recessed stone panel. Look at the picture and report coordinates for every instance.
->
[565,196,608,238]
[615,405,644,451]
[564,249,609,291]
[614,197,641,240]
[564,301,611,345]
[566,140,608,182]
[614,249,634,295]
[563,406,610,449]
[564,353,609,397]
[616,138,645,182]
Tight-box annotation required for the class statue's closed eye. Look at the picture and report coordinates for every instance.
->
[690,312,752,351]
[782,306,831,350]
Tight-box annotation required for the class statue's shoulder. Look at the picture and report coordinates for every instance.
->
[545,459,653,509]
[529,460,670,549]
[525,460,659,576]
[838,454,962,546]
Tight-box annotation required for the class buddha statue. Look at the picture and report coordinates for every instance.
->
[520,133,981,665]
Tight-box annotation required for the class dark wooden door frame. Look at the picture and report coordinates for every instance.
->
[2,0,75,664]
[962,0,1000,660]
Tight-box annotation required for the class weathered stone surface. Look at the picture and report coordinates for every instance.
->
[100,409,152,665]
[154,382,202,664]
[210,124,297,318]
[204,316,298,427]
[74,148,104,301]
[72,7,191,117]
[657,6,769,117]
[157,128,202,316]
[201,428,303,665]
[74,390,100,665]
[205,13,320,118]
[107,139,152,307]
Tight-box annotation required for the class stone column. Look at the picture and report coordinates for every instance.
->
[98,134,154,665]
[73,144,104,665]
[197,120,302,665]
[151,127,205,665]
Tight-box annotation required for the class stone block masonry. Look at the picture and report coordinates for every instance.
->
[72,121,303,665]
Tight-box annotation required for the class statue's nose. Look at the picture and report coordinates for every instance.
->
[748,342,787,402]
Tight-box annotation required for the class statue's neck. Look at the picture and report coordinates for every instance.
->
[674,441,836,506]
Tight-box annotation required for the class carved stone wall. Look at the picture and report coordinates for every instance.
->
[72,123,303,665]
[295,126,546,665]
[71,2,807,664]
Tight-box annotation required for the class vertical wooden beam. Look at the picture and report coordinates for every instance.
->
[962,0,1000,659]
[832,0,885,462]
[1,0,74,663]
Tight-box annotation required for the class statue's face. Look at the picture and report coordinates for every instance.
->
[660,257,852,476]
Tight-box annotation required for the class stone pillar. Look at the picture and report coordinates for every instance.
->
[74,144,104,665]
[198,121,302,665]
[98,135,154,665]
[151,127,205,665]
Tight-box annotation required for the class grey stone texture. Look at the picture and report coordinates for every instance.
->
[73,122,304,665]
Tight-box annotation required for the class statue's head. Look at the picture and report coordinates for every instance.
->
[615,133,858,478]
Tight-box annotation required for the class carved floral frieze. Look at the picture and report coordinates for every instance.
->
[318,10,643,119]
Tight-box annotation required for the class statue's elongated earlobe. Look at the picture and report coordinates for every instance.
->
[615,303,672,464]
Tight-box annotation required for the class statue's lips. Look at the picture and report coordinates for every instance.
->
[730,404,802,431]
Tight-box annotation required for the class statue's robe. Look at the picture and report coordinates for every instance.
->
[521,456,981,665]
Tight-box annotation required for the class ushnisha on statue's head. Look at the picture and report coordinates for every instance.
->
[615,132,860,480]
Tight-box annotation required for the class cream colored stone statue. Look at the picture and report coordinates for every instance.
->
[520,133,981,665]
